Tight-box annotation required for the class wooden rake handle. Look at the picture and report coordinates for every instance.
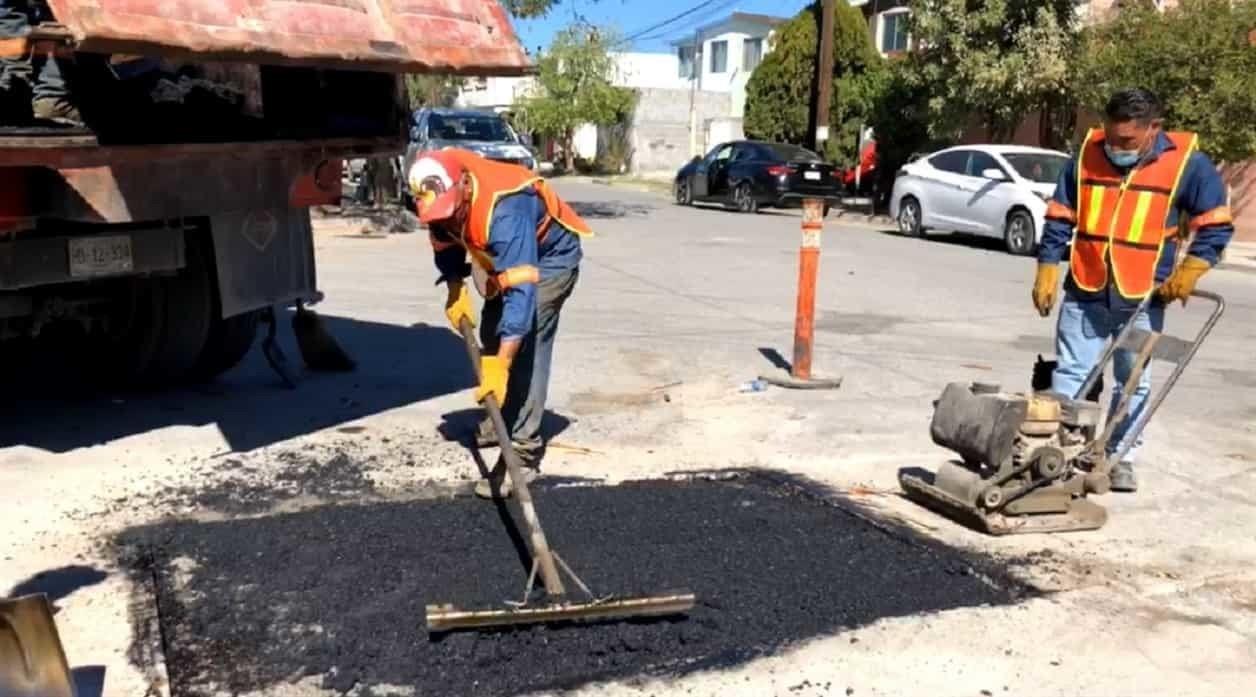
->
[457,319,566,598]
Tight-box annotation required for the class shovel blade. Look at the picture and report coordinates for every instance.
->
[0,594,75,697]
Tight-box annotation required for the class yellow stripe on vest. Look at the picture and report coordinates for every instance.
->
[1084,186,1105,233]
[1126,191,1154,244]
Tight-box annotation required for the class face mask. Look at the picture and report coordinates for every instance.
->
[1104,145,1141,168]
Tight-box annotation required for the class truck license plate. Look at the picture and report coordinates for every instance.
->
[68,235,134,278]
[804,171,821,181]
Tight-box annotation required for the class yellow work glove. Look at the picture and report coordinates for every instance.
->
[444,280,474,332]
[475,355,509,405]
[1032,263,1060,318]
[1157,255,1211,304]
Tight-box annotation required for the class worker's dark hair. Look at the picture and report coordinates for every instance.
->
[1105,88,1163,124]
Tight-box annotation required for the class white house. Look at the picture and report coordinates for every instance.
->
[671,12,786,118]
[455,74,534,113]
[453,51,689,161]
[452,51,687,112]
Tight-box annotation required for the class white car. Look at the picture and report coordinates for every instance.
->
[889,145,1070,255]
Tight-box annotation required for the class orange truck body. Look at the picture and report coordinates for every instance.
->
[0,0,528,384]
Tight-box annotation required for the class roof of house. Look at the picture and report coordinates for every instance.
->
[669,11,788,46]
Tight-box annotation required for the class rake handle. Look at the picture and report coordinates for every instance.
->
[458,319,566,598]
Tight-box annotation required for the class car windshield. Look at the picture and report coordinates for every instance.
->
[759,143,823,162]
[429,114,514,142]
[1002,153,1068,184]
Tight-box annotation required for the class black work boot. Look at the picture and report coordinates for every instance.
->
[1109,461,1138,493]
[474,464,538,499]
[32,96,83,127]
[473,417,498,448]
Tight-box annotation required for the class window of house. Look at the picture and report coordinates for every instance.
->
[678,45,696,79]
[709,40,728,74]
[879,10,910,55]
[743,37,763,71]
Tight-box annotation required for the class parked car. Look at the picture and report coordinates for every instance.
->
[674,140,840,213]
[401,108,536,202]
[889,144,1069,255]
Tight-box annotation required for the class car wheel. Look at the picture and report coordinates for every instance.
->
[675,177,693,205]
[1004,209,1037,256]
[897,196,924,237]
[733,182,758,214]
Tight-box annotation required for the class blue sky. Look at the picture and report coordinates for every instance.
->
[513,0,814,54]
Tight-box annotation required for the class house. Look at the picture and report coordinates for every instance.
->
[847,1,912,57]
[671,12,787,119]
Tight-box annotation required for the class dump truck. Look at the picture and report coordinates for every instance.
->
[0,0,528,386]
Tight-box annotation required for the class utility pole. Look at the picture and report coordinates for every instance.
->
[762,0,841,391]
[687,37,701,157]
[813,0,836,152]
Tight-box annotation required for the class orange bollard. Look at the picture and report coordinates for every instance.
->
[792,199,823,379]
[762,197,843,390]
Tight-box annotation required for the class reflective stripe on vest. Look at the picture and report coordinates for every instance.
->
[1070,129,1197,299]
[440,149,592,281]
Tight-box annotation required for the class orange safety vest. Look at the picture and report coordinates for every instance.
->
[435,149,591,294]
[1068,129,1196,299]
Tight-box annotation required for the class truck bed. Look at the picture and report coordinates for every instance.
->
[42,0,530,75]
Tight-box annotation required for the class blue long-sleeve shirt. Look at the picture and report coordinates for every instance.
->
[1038,131,1234,308]
[434,188,582,339]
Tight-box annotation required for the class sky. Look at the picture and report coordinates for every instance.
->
[512,0,814,54]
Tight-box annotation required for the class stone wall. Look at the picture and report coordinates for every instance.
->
[626,88,733,178]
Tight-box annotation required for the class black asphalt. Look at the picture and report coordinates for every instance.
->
[116,473,1030,696]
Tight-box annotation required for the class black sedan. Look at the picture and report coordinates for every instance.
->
[674,140,840,213]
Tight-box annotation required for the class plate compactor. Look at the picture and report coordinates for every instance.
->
[901,291,1224,535]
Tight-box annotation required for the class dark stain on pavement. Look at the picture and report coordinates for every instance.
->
[152,448,379,516]
[1212,368,1256,389]
[568,200,655,219]
[115,471,1032,697]
[1008,334,1054,354]
[816,311,901,335]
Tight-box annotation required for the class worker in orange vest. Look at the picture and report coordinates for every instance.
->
[409,148,590,499]
[1033,89,1234,493]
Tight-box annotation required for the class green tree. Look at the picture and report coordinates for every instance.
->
[499,0,562,18]
[517,24,636,172]
[865,60,935,202]
[904,0,1079,144]
[404,74,462,109]
[743,1,883,165]
[1077,0,1256,163]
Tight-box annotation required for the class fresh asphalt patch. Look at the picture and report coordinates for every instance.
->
[115,471,1034,697]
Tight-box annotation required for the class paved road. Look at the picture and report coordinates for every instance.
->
[2,180,1255,696]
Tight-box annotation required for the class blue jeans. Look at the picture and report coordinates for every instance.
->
[480,266,579,466]
[0,0,67,102]
[1052,294,1165,464]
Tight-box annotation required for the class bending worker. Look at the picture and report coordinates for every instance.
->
[1033,88,1233,493]
[409,148,589,499]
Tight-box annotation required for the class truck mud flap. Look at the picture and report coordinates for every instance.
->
[209,206,317,319]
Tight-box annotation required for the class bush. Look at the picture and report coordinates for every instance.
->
[744,1,883,166]
[1077,0,1256,162]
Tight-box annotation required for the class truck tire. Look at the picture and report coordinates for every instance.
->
[106,279,167,383]
[191,309,261,381]
[143,230,213,384]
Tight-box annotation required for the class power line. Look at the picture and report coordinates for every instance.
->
[632,0,742,44]
[620,0,728,45]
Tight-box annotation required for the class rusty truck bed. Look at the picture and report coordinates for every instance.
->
[41,0,530,75]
